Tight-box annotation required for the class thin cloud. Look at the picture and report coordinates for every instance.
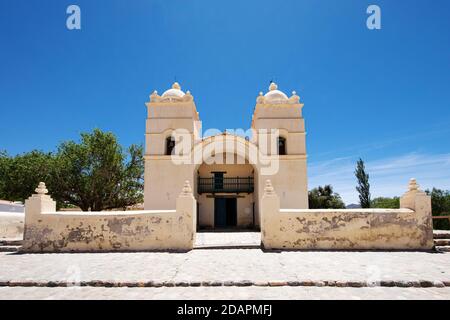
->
[308,153,450,205]
[312,123,450,159]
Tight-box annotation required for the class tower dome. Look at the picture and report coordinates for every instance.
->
[161,82,185,98]
[264,82,288,104]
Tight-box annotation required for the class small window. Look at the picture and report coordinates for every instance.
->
[213,172,224,190]
[166,136,176,155]
[278,137,286,155]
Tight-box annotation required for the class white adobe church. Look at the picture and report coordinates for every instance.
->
[21,81,433,252]
[144,82,308,230]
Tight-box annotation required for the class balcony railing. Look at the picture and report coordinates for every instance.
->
[198,176,254,194]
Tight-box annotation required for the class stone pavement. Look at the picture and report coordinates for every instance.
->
[1,230,450,299]
[1,249,450,288]
[1,286,450,300]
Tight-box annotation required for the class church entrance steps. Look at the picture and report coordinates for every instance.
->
[0,239,23,246]
[433,230,450,251]
[194,232,260,249]
[0,238,22,252]
[194,244,261,249]
[434,230,450,239]
[0,245,20,252]
[435,239,450,246]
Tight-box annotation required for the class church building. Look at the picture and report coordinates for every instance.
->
[144,82,308,230]
[21,82,434,252]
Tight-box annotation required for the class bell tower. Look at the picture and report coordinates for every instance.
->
[144,82,200,209]
[251,82,308,208]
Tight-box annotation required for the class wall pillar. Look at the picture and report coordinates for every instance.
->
[400,178,434,249]
[24,182,56,222]
[176,180,197,248]
[23,182,56,249]
[260,179,280,249]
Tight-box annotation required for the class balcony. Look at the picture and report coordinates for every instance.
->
[197,176,254,194]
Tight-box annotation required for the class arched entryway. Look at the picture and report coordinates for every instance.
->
[191,134,261,231]
[196,160,256,230]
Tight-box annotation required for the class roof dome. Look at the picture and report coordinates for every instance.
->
[162,82,185,98]
[264,82,288,104]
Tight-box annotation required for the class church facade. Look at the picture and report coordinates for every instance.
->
[21,81,434,252]
[144,82,308,230]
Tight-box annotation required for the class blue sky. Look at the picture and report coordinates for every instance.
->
[0,0,449,204]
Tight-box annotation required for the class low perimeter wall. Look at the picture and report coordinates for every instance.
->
[0,212,24,239]
[21,182,196,253]
[261,179,434,250]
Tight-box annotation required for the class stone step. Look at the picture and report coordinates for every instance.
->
[194,244,261,250]
[0,245,20,252]
[0,239,23,246]
[433,230,450,239]
[436,246,450,252]
[434,239,450,246]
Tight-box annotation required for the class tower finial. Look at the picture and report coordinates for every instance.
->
[408,178,419,191]
[181,180,192,195]
[35,182,48,195]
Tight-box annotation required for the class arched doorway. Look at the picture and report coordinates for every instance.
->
[191,134,261,231]
[196,159,256,230]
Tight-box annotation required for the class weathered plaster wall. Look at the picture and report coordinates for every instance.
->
[22,182,196,253]
[0,212,24,239]
[261,179,434,250]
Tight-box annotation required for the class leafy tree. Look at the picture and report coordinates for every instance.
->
[425,188,450,230]
[355,158,371,208]
[0,129,144,211]
[53,129,144,211]
[0,150,7,198]
[371,197,400,209]
[309,185,345,209]
[0,150,55,203]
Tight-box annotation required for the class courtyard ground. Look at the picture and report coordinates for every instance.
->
[1,232,450,299]
[1,286,450,300]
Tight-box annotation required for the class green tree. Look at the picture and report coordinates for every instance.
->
[425,188,450,230]
[0,150,7,198]
[0,129,144,211]
[371,197,400,209]
[355,158,371,208]
[0,150,55,203]
[53,129,144,211]
[308,185,345,209]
